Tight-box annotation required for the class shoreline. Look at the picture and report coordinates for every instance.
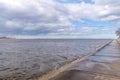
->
[49,41,120,80]
[0,37,16,40]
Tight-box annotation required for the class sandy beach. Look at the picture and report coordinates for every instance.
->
[117,38,120,44]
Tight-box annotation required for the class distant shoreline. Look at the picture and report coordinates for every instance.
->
[0,37,15,39]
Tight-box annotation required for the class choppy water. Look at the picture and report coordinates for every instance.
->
[0,39,112,80]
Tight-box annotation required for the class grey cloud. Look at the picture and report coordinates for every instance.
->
[93,0,120,23]
[0,0,72,36]
[0,0,119,37]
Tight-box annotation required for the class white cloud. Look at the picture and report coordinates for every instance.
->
[0,0,71,31]
[5,20,21,28]
[100,15,120,21]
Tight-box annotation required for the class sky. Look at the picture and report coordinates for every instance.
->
[0,0,119,39]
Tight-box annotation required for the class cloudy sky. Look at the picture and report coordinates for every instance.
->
[0,0,119,38]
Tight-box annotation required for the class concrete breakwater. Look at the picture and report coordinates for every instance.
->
[38,40,113,80]
[0,39,112,80]
[49,40,120,80]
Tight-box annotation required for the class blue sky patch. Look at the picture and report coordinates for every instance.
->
[82,18,114,27]
[70,20,84,27]
[71,18,114,27]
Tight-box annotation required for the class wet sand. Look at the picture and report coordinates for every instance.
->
[49,40,120,80]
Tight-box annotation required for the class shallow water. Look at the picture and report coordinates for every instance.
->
[50,40,120,80]
[0,39,112,80]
